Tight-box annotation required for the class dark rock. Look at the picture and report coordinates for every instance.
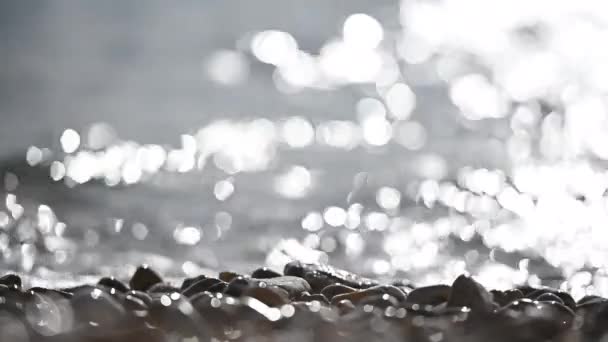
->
[70,286,127,328]
[224,276,311,299]
[527,288,575,311]
[182,278,224,297]
[498,298,574,340]
[148,293,207,338]
[535,292,564,304]
[129,265,163,292]
[23,291,72,337]
[405,284,451,306]
[283,261,377,292]
[147,283,180,294]
[320,284,356,300]
[27,287,72,299]
[298,293,330,305]
[125,290,153,307]
[0,274,21,291]
[251,267,282,279]
[334,299,356,314]
[97,277,129,293]
[447,275,493,313]
[242,287,290,307]
[206,281,228,293]
[577,295,605,306]
[180,274,208,291]
[224,276,251,297]
[490,289,523,307]
[219,271,242,283]
[330,285,406,306]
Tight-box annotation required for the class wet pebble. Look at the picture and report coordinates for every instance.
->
[527,288,575,311]
[251,267,282,279]
[490,289,523,307]
[284,261,377,292]
[219,271,242,283]
[447,274,493,313]
[0,274,21,291]
[181,278,225,297]
[70,286,127,329]
[405,284,451,306]
[320,284,356,300]
[129,265,163,292]
[180,274,208,291]
[97,277,129,293]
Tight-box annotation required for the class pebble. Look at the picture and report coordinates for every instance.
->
[97,277,129,293]
[70,286,127,328]
[181,278,224,297]
[219,271,242,283]
[498,298,574,340]
[251,267,282,279]
[490,289,523,307]
[129,265,163,292]
[181,274,208,291]
[242,286,290,307]
[447,274,493,313]
[405,284,451,306]
[284,261,377,292]
[527,288,576,311]
[0,264,600,341]
[0,274,21,291]
[320,284,356,300]
[147,283,180,294]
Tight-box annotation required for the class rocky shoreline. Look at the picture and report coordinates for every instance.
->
[0,262,600,341]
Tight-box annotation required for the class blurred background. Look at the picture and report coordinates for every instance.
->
[2,0,608,295]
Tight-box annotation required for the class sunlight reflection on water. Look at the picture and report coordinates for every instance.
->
[3,0,608,299]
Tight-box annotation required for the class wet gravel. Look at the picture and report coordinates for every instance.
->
[0,261,601,342]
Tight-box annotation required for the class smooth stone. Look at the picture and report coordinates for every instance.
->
[357,293,401,309]
[490,289,523,307]
[576,298,608,339]
[499,298,574,340]
[206,281,228,293]
[123,292,148,312]
[447,275,493,313]
[27,287,72,300]
[0,274,21,291]
[515,285,540,296]
[224,276,311,299]
[330,285,406,306]
[23,291,72,337]
[577,295,605,306]
[182,278,224,297]
[129,265,163,292]
[535,292,564,305]
[527,288,575,311]
[97,277,129,293]
[251,267,282,279]
[257,276,312,298]
[405,284,451,306]
[70,286,127,328]
[283,261,378,292]
[147,283,180,294]
[148,294,206,338]
[180,274,208,291]
[224,276,250,297]
[125,291,153,307]
[298,293,330,305]
[242,287,290,307]
[320,284,356,300]
[219,271,242,283]
[334,299,356,314]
